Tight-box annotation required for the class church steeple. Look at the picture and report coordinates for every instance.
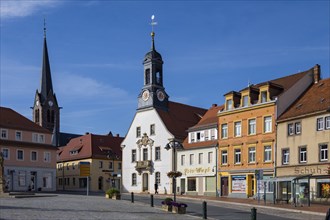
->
[32,20,60,147]
[138,15,168,111]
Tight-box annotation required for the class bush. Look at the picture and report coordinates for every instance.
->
[161,197,173,205]
[106,188,120,197]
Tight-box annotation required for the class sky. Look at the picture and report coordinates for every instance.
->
[1,0,329,137]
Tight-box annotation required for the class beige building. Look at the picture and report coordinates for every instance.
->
[56,133,123,192]
[276,77,330,204]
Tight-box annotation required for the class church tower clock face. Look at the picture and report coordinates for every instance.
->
[142,90,150,101]
[157,90,165,102]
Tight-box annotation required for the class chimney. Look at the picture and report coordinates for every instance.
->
[212,104,217,107]
[116,134,120,137]
[313,64,321,84]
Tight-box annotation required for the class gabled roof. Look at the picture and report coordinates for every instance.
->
[183,104,224,150]
[0,106,51,133]
[57,133,124,162]
[278,78,330,121]
[156,101,207,140]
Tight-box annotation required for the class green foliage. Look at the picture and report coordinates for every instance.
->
[106,188,120,197]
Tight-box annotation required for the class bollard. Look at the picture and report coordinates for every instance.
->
[131,192,134,203]
[151,195,154,207]
[202,201,207,219]
[325,208,330,220]
[251,207,257,220]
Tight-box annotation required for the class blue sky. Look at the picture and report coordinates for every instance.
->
[1,0,329,137]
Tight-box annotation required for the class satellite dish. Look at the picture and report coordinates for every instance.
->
[151,15,155,20]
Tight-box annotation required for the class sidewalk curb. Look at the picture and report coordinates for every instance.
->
[127,193,325,217]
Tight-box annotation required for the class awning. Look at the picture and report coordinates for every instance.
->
[268,176,295,182]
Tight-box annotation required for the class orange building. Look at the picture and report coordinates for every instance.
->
[218,65,320,199]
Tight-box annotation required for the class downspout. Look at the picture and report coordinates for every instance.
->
[215,145,218,197]
[274,97,278,204]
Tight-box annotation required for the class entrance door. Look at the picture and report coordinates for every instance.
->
[180,178,185,194]
[221,177,228,196]
[30,172,36,191]
[142,173,148,192]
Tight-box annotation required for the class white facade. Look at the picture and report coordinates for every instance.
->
[121,109,175,194]
[177,146,217,196]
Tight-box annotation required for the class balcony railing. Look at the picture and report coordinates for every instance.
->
[135,160,152,174]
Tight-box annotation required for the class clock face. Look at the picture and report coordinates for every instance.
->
[157,90,165,102]
[142,90,150,101]
[48,100,53,106]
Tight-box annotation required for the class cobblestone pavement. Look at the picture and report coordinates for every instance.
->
[0,194,195,220]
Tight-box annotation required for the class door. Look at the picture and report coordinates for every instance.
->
[180,178,185,195]
[142,173,148,192]
[30,172,36,191]
[221,177,228,196]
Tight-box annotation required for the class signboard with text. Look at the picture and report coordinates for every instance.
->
[80,162,90,177]
[231,175,246,193]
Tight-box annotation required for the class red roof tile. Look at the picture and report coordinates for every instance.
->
[278,78,330,121]
[156,101,207,140]
[0,106,51,133]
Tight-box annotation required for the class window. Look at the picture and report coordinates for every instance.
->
[221,124,228,139]
[261,91,267,103]
[221,150,227,165]
[155,172,161,185]
[264,116,272,133]
[248,119,256,135]
[190,133,195,142]
[234,149,241,164]
[189,154,194,165]
[248,147,256,163]
[226,99,233,110]
[73,177,76,186]
[317,118,324,131]
[295,122,301,134]
[15,131,22,141]
[33,133,38,142]
[1,148,9,159]
[44,152,51,162]
[242,95,248,107]
[99,161,103,168]
[196,132,201,142]
[326,116,330,129]
[143,148,148,161]
[136,126,141,137]
[109,161,113,170]
[319,144,328,161]
[1,129,8,139]
[132,173,137,186]
[264,146,272,162]
[155,147,161,161]
[234,121,241,137]
[208,152,213,164]
[31,151,37,161]
[150,124,155,135]
[187,177,196,191]
[39,134,45,143]
[198,153,203,164]
[204,130,209,141]
[282,149,289,165]
[288,123,294,136]
[118,162,122,170]
[210,129,216,140]
[299,146,307,163]
[145,69,150,85]
[35,109,40,123]
[18,171,26,186]
[132,149,136,162]
[17,149,24,160]
[66,164,69,170]
[181,155,185,166]
[72,163,75,170]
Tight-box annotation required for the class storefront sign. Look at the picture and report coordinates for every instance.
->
[294,166,328,175]
[231,175,246,193]
[183,167,212,176]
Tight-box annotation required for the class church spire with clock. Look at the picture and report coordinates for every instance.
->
[32,21,60,147]
[138,16,169,111]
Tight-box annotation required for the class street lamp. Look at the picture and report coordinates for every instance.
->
[165,139,183,202]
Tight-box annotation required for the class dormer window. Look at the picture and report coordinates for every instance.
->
[242,95,248,107]
[190,133,195,143]
[226,99,233,110]
[196,132,201,142]
[261,91,267,103]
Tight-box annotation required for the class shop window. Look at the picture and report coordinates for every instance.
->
[187,178,196,191]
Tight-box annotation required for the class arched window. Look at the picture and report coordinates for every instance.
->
[47,110,51,122]
[155,172,161,185]
[132,173,137,186]
[156,71,161,84]
[51,110,55,123]
[35,109,40,123]
[145,69,150,85]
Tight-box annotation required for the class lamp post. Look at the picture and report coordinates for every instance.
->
[165,139,183,202]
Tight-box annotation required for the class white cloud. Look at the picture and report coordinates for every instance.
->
[0,0,61,19]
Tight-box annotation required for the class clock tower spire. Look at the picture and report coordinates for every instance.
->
[32,20,60,146]
[138,15,168,111]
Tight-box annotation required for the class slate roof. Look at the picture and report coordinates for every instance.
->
[182,104,224,150]
[57,133,124,162]
[59,132,82,147]
[278,78,330,121]
[0,106,51,133]
[156,101,207,140]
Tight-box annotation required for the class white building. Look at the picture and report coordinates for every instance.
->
[121,30,206,194]
[177,104,223,196]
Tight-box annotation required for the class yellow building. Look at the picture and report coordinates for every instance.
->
[56,133,123,192]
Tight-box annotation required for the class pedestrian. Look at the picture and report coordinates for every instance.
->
[154,183,158,194]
